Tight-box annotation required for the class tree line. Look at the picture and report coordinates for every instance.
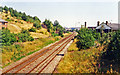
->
[2,6,66,37]
[43,19,65,37]
[1,6,67,46]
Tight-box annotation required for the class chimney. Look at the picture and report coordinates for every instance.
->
[97,21,100,26]
[85,22,87,28]
[106,21,108,25]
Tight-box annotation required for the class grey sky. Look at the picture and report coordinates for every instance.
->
[0,0,119,27]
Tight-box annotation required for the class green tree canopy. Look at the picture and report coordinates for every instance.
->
[4,6,9,13]
[77,28,95,50]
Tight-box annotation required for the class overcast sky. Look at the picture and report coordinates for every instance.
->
[0,0,119,27]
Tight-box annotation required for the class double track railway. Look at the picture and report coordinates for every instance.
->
[2,32,76,74]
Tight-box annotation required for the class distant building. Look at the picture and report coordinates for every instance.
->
[88,27,96,30]
[96,23,111,33]
[108,23,119,31]
[95,21,119,33]
[0,18,8,29]
[64,27,72,31]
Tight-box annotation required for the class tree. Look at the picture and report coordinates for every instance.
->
[43,19,53,32]
[77,28,95,50]
[59,30,64,37]
[1,29,17,46]
[13,10,19,17]
[92,30,101,41]
[33,16,41,23]
[29,27,36,32]
[4,6,9,13]
[106,30,120,60]
[33,22,41,29]
[53,20,59,26]
[22,12,27,21]
[18,29,34,42]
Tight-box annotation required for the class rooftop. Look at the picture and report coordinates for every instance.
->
[108,23,119,31]
[96,24,111,30]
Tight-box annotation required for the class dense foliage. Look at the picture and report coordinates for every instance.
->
[1,29,17,46]
[102,30,120,61]
[1,29,34,46]
[17,29,34,42]
[29,27,36,32]
[2,6,41,24]
[2,6,66,37]
[33,22,41,29]
[76,28,95,49]
[43,19,65,37]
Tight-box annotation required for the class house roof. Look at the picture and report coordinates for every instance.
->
[0,18,8,23]
[96,24,111,30]
[108,23,119,30]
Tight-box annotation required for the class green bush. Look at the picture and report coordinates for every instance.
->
[103,30,120,60]
[28,36,34,41]
[1,29,17,46]
[51,32,58,37]
[4,6,41,23]
[59,30,64,37]
[92,30,101,41]
[18,29,34,42]
[77,28,95,50]
[33,22,41,29]
[21,22,23,24]
[6,18,12,22]
[15,21,18,23]
[29,27,36,32]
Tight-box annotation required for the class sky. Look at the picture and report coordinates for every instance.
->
[0,0,119,27]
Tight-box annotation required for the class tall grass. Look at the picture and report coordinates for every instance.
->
[56,39,119,74]
[67,39,78,51]
[2,37,60,68]
[55,39,105,73]
[56,47,102,73]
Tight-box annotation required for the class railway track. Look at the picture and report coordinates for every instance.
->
[2,32,76,74]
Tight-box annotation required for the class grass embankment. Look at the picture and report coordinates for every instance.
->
[1,11,33,33]
[55,39,108,73]
[2,37,61,68]
[0,11,50,37]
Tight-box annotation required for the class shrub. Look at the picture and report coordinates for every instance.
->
[51,32,58,37]
[15,21,18,23]
[28,36,34,41]
[60,34,64,37]
[5,18,12,22]
[18,29,34,42]
[93,30,101,41]
[59,30,64,37]
[29,28,36,32]
[103,30,120,60]
[21,22,23,24]
[33,22,41,29]
[77,28,95,50]
[1,29,17,46]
